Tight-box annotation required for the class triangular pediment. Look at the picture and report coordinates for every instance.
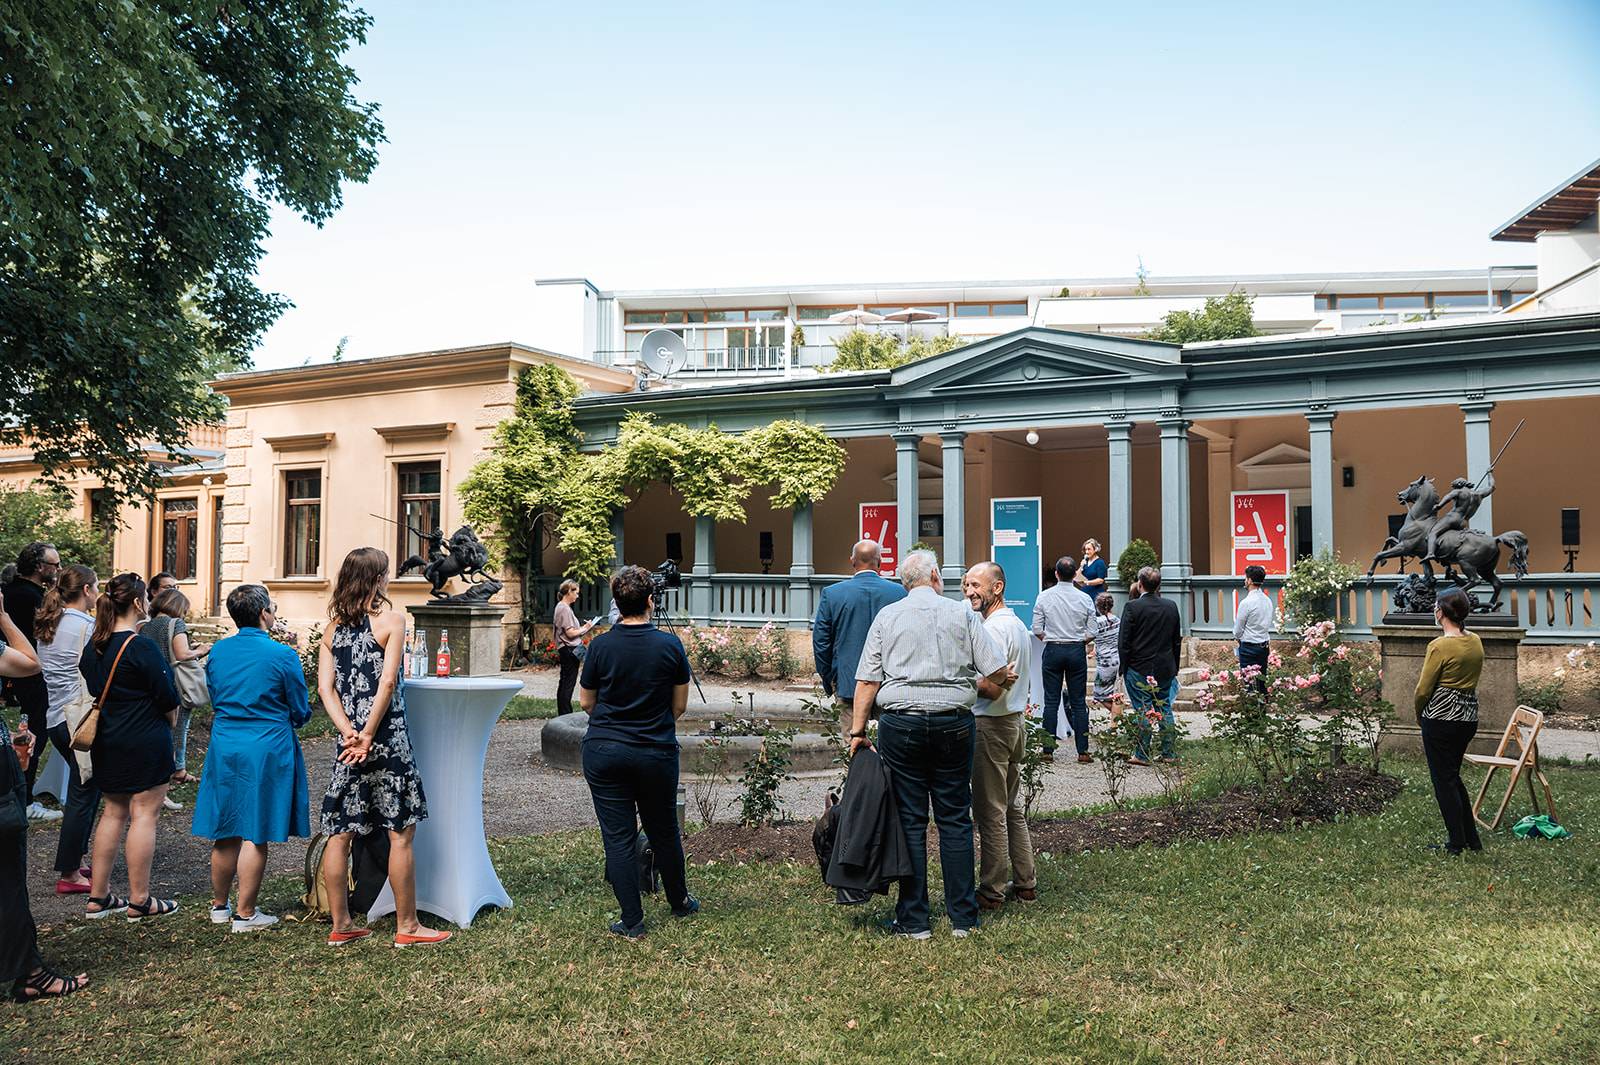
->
[1238,443,1313,470]
[886,326,1185,398]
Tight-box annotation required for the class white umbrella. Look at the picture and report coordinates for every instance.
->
[880,306,940,340]
[827,309,885,327]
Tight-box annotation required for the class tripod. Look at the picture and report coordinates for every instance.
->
[651,592,708,705]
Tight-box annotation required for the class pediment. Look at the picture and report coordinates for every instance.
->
[887,327,1184,398]
[1238,443,1313,470]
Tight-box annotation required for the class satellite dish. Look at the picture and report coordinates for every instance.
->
[638,329,690,377]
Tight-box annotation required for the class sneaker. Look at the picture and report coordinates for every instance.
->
[951,926,977,939]
[162,796,184,812]
[394,928,453,948]
[231,911,280,934]
[671,895,701,918]
[210,902,234,924]
[608,920,646,940]
[880,920,932,940]
[26,802,63,822]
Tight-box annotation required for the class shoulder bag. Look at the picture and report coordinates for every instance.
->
[59,625,97,781]
[70,635,134,752]
[165,622,211,710]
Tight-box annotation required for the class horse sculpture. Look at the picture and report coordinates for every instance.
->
[1366,475,1528,611]
[398,525,501,602]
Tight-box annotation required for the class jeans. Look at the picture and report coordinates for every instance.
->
[1040,642,1089,754]
[1238,642,1270,694]
[971,713,1036,902]
[172,706,193,773]
[1420,716,1482,853]
[556,647,581,716]
[1127,675,1180,760]
[581,739,690,929]
[877,710,978,932]
[47,723,100,876]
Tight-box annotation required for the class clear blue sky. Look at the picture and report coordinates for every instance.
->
[249,0,1600,369]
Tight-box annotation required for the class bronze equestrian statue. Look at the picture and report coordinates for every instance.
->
[396,525,503,603]
[1365,474,1527,612]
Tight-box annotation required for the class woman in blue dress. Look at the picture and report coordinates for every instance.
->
[191,584,311,933]
[317,548,448,948]
[1075,538,1109,600]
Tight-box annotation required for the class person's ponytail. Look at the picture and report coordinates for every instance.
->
[36,564,96,645]
[92,573,146,651]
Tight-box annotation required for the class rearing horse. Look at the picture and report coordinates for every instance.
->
[1366,475,1440,581]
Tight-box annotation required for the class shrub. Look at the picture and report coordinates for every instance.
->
[272,623,321,712]
[1018,713,1051,817]
[1115,538,1158,590]
[1283,549,1359,627]
[0,485,111,572]
[688,736,733,826]
[738,726,796,828]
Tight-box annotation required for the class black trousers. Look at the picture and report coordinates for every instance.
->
[0,746,42,985]
[1420,716,1482,853]
[13,677,48,803]
[581,739,689,929]
[47,723,101,875]
[556,647,581,716]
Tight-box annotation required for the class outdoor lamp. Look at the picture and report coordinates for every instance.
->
[1025,429,1040,446]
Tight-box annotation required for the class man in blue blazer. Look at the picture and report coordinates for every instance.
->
[813,540,907,708]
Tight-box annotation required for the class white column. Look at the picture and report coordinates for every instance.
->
[939,431,966,582]
[1462,400,1495,533]
[689,515,715,624]
[1106,419,1133,571]
[894,433,921,573]
[788,501,814,630]
[1307,409,1338,555]
[1158,415,1193,631]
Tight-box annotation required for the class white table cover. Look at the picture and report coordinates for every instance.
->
[369,675,522,929]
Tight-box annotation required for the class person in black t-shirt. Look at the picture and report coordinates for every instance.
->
[4,542,60,814]
[578,566,697,938]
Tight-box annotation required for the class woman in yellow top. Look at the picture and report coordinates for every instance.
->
[1413,587,1484,855]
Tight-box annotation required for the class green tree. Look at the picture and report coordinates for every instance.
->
[0,486,111,572]
[1146,292,1260,344]
[1,2,385,503]
[1115,537,1159,590]
[823,329,967,372]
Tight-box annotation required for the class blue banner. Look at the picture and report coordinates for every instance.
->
[990,497,1042,628]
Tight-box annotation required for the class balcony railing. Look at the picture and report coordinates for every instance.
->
[595,346,789,373]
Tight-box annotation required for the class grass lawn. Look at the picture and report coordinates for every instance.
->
[5,750,1598,1064]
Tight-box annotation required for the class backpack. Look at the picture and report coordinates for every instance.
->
[301,833,349,919]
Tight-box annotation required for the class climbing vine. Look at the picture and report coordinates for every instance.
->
[462,367,848,583]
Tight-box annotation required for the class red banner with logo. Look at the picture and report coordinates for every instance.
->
[859,502,898,576]
[1231,491,1290,575]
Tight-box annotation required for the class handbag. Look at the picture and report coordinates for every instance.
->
[59,626,97,782]
[71,634,134,752]
[165,622,211,710]
[0,739,26,836]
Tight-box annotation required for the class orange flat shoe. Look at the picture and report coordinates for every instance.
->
[394,928,452,948]
[327,928,374,947]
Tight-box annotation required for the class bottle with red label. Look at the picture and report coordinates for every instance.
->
[435,630,451,677]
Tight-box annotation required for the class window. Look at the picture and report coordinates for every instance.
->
[796,305,853,320]
[283,470,322,576]
[89,488,117,552]
[1432,292,1489,308]
[625,310,665,324]
[162,498,198,581]
[867,303,948,317]
[396,462,442,563]
[1339,296,1379,310]
[1385,295,1427,309]
[1314,295,1334,311]
[954,301,1027,317]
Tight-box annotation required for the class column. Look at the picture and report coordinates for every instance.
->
[893,433,921,573]
[602,509,626,615]
[1157,416,1193,583]
[1307,409,1338,555]
[788,501,815,630]
[1462,400,1495,533]
[939,431,966,583]
[1106,420,1133,569]
[689,514,715,624]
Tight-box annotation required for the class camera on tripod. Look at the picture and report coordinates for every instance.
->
[649,558,681,613]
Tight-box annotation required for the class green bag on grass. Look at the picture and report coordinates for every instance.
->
[1511,814,1570,841]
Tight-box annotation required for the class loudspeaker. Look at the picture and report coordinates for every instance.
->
[1342,466,1355,488]
[1562,508,1580,547]
[665,532,683,564]
[759,531,774,574]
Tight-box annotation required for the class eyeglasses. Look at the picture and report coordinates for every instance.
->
[267,602,279,614]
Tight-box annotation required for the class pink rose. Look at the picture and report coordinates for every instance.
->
[1145,675,1157,686]
[1198,669,1211,682]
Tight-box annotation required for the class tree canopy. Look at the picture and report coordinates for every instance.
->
[0,486,111,572]
[1146,292,1260,344]
[823,329,968,372]
[462,366,848,583]
[1,1,384,501]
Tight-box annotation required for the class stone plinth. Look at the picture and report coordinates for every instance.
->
[407,602,507,678]
[1375,622,1523,756]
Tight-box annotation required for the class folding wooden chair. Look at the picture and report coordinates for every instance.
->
[1465,705,1558,831]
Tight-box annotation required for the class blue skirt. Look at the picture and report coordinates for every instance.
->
[190,720,310,844]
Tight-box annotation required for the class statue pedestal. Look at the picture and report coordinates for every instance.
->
[1374,621,1523,756]
[407,602,507,678]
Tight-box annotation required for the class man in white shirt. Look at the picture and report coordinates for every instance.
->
[1233,565,1274,687]
[963,562,1037,911]
[1032,556,1095,763]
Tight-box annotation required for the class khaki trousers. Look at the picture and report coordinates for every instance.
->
[971,712,1037,900]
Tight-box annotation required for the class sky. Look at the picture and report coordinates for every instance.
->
[248,0,1600,370]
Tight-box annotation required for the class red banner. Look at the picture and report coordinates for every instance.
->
[859,502,898,576]
[1231,491,1290,575]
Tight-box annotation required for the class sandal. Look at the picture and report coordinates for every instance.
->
[85,894,129,920]
[126,896,179,922]
[171,770,198,785]
[10,967,90,1003]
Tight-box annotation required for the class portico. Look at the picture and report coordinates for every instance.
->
[558,314,1600,644]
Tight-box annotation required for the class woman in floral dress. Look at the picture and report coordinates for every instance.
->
[317,547,449,949]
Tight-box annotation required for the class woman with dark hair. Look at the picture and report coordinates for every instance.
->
[578,565,697,939]
[192,584,310,932]
[35,564,101,893]
[81,574,182,921]
[1,585,89,1001]
[318,548,447,948]
[144,587,208,792]
[1414,586,1485,855]
[553,578,596,716]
